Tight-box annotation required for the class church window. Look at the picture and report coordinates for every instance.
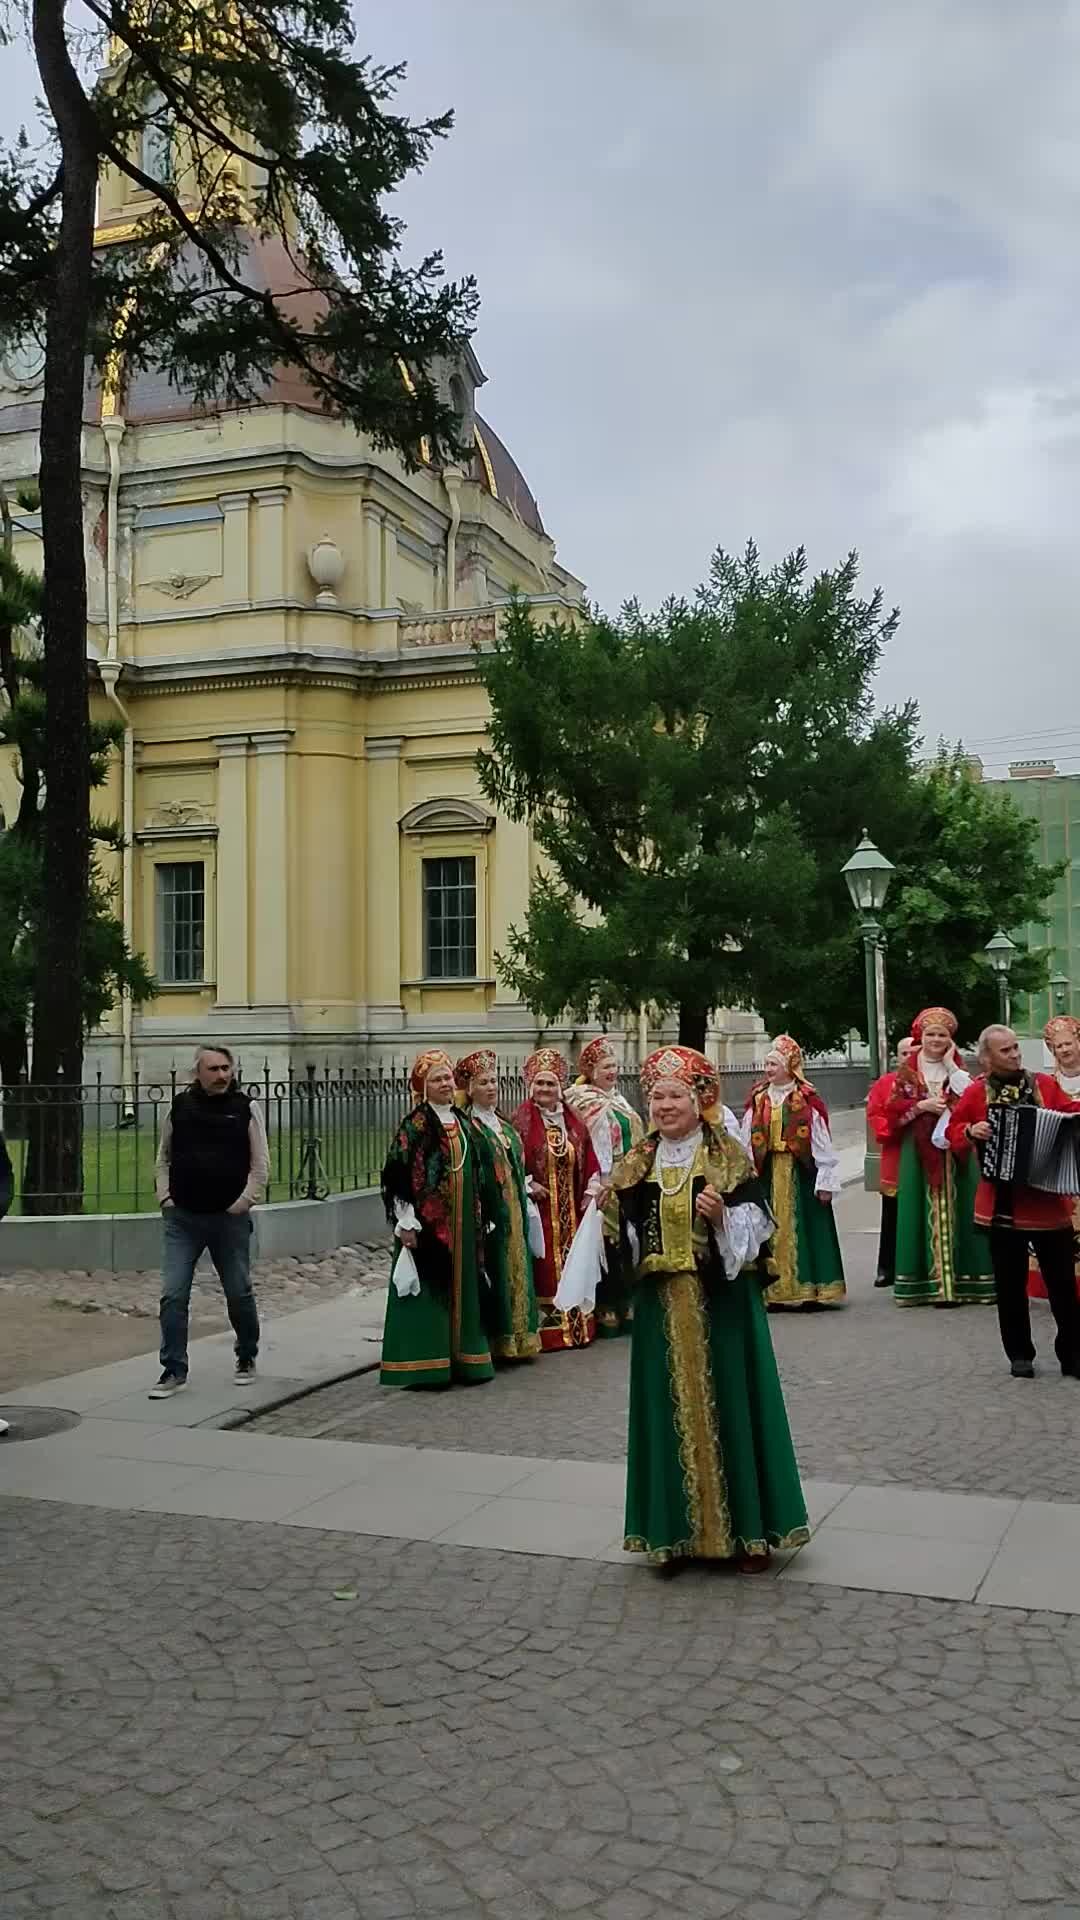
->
[140,92,174,182]
[423,856,477,978]
[157,861,205,982]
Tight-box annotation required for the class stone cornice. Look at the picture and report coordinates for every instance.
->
[102,644,486,699]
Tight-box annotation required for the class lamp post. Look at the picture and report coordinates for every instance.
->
[842,831,896,1080]
[1050,969,1069,1013]
[984,930,1017,1026]
[842,831,896,1192]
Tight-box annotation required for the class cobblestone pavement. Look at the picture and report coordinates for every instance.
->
[0,1243,391,1389]
[256,1188,1080,1505]
[6,1497,1080,1920]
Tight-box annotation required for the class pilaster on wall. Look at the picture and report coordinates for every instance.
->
[364,734,404,1028]
[215,733,250,1006]
[250,730,292,1008]
[218,491,252,605]
[252,487,289,601]
[362,502,386,608]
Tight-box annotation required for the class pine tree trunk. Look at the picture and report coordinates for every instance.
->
[678,1007,708,1052]
[25,0,98,1212]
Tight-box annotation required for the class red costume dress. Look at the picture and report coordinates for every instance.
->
[512,1048,601,1351]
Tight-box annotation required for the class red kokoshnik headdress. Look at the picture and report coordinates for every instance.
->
[454,1048,498,1091]
[524,1047,568,1090]
[409,1048,454,1098]
[766,1034,808,1083]
[1044,1014,1080,1050]
[576,1036,617,1084]
[640,1045,720,1115]
[910,1006,958,1045]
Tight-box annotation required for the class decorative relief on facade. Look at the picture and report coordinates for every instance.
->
[148,800,213,828]
[400,611,496,650]
[145,573,213,600]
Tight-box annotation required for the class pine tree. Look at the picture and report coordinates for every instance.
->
[0,484,153,1205]
[0,0,477,1187]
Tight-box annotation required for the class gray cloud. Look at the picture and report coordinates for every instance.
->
[4,1,1079,766]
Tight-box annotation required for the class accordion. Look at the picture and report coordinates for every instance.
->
[982,1104,1080,1195]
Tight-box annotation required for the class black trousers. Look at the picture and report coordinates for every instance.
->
[876,1194,897,1283]
[989,1225,1080,1370]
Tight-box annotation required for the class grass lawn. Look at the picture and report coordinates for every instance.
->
[6,1121,387,1215]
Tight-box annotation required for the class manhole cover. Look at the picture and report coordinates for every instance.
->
[0,1406,81,1443]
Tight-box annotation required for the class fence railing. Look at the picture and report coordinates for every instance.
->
[0,1059,871,1216]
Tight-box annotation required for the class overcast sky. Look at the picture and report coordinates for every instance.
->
[4,0,1080,769]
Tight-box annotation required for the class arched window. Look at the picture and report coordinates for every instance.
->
[140,92,173,183]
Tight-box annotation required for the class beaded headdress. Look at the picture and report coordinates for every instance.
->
[524,1047,568,1090]
[410,1048,454,1097]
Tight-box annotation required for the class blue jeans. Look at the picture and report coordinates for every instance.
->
[159,1207,260,1379]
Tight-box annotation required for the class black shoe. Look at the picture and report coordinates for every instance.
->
[1061,1366,1080,1380]
[1010,1360,1035,1379]
[873,1274,894,1288]
[148,1371,188,1399]
[234,1358,257,1385]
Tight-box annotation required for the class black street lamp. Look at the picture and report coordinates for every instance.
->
[842,831,895,1081]
[984,930,1018,1025]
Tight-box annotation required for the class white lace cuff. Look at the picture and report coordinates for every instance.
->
[394,1200,421,1239]
[713,1202,774,1279]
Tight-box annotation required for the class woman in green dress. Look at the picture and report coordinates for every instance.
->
[742,1035,846,1309]
[379,1048,496,1389]
[455,1048,542,1362]
[887,1006,995,1308]
[606,1045,809,1575]
[565,1036,644,1337]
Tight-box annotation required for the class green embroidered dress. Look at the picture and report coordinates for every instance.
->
[470,1105,542,1361]
[612,1126,809,1567]
[379,1102,496,1389]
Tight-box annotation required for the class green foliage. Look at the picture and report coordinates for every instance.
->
[0,524,154,1046]
[478,544,917,1047]
[479,549,1061,1052]
[876,750,1061,1042]
[0,1,478,462]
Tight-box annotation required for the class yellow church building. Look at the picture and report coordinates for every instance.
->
[0,128,764,1086]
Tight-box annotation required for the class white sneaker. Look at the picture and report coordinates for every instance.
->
[148,1372,188,1399]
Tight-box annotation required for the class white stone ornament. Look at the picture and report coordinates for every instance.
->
[308,535,345,606]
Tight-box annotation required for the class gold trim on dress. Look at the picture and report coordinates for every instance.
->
[764,1152,800,1303]
[658,1162,733,1561]
[498,1135,538,1357]
[382,1356,451,1373]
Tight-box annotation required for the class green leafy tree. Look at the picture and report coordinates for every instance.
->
[873,751,1062,1045]
[0,0,478,1181]
[0,487,154,1204]
[478,543,918,1052]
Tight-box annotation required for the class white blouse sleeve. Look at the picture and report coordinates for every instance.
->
[712,1201,774,1279]
[720,1105,741,1139]
[810,1110,842,1195]
[930,1110,951,1152]
[738,1108,754,1155]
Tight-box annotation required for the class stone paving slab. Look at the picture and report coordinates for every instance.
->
[8,1496,1080,1920]
[2,1292,385,1427]
[255,1184,1080,1506]
[4,1409,1080,1611]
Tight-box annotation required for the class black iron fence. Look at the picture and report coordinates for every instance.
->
[0,1059,871,1216]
